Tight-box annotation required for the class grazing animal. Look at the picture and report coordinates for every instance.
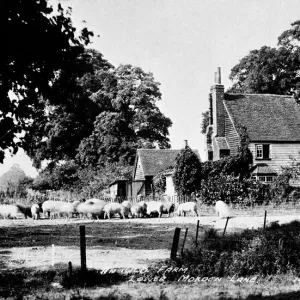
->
[146,201,164,218]
[31,203,42,220]
[175,202,198,217]
[131,202,147,218]
[215,200,230,219]
[103,202,126,219]
[0,204,32,219]
[121,201,132,217]
[76,199,106,219]
[42,200,78,219]
[161,202,175,217]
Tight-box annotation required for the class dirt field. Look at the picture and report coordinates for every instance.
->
[1,213,300,271]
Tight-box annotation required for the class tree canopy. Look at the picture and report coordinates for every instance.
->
[77,64,172,167]
[229,20,300,94]
[0,0,93,163]
[172,146,202,196]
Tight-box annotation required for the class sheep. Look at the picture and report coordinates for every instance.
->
[175,202,198,217]
[215,200,230,219]
[31,203,43,220]
[146,201,164,218]
[76,199,106,219]
[131,202,147,218]
[0,204,32,219]
[103,202,126,219]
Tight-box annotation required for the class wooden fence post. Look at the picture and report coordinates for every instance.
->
[223,217,229,236]
[170,227,181,260]
[80,225,87,272]
[51,244,55,267]
[263,210,267,230]
[195,220,200,248]
[181,228,188,256]
[68,261,73,277]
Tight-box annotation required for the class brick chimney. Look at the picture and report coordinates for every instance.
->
[211,67,225,137]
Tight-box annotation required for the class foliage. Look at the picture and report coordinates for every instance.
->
[229,20,300,94]
[172,146,202,196]
[178,221,300,277]
[0,164,33,197]
[77,64,172,167]
[153,167,174,196]
[198,125,257,203]
[32,160,133,196]
[201,110,209,134]
[270,153,300,199]
[77,162,133,196]
[199,174,270,205]
[32,161,81,192]
[0,0,93,163]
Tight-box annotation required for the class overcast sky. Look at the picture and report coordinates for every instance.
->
[2,0,300,177]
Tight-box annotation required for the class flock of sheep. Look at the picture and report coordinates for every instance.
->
[0,198,230,220]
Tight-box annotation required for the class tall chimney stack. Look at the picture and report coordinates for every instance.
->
[211,67,225,137]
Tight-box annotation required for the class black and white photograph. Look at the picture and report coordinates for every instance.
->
[2,0,300,299]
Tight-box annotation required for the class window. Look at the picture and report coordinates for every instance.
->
[256,144,271,159]
[256,176,274,184]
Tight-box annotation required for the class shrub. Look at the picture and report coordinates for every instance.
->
[174,221,300,277]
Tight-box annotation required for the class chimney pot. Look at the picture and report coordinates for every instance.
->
[184,140,188,147]
[216,67,221,84]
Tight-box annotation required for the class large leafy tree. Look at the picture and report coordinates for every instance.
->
[0,0,93,163]
[23,49,112,168]
[77,64,172,167]
[229,20,300,94]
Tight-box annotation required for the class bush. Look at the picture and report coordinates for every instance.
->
[199,175,271,205]
[174,221,300,278]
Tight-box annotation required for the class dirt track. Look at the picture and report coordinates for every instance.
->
[1,214,300,271]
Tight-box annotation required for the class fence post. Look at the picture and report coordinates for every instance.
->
[223,217,229,236]
[263,210,267,230]
[80,225,87,272]
[170,227,181,260]
[51,244,55,267]
[195,220,200,248]
[68,261,73,278]
[181,228,188,256]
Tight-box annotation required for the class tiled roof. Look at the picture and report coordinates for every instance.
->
[137,149,201,176]
[215,137,229,149]
[224,93,300,141]
[250,163,277,175]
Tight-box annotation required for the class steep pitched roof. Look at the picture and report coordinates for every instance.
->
[224,93,300,141]
[136,149,201,177]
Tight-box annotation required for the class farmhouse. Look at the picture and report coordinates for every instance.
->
[131,148,200,198]
[206,67,300,184]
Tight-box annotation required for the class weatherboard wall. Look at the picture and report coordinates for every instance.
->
[248,142,300,174]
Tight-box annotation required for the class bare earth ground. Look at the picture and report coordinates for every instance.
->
[2,213,300,299]
[0,214,299,270]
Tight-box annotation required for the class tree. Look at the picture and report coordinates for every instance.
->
[172,146,202,196]
[228,21,300,94]
[23,49,112,168]
[0,0,93,163]
[201,110,209,134]
[77,64,172,167]
[0,164,33,196]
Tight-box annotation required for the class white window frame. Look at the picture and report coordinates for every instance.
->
[255,144,271,159]
[256,145,263,159]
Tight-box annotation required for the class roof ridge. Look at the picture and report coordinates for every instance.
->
[226,93,293,98]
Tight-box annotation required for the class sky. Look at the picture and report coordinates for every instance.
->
[2,0,300,177]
